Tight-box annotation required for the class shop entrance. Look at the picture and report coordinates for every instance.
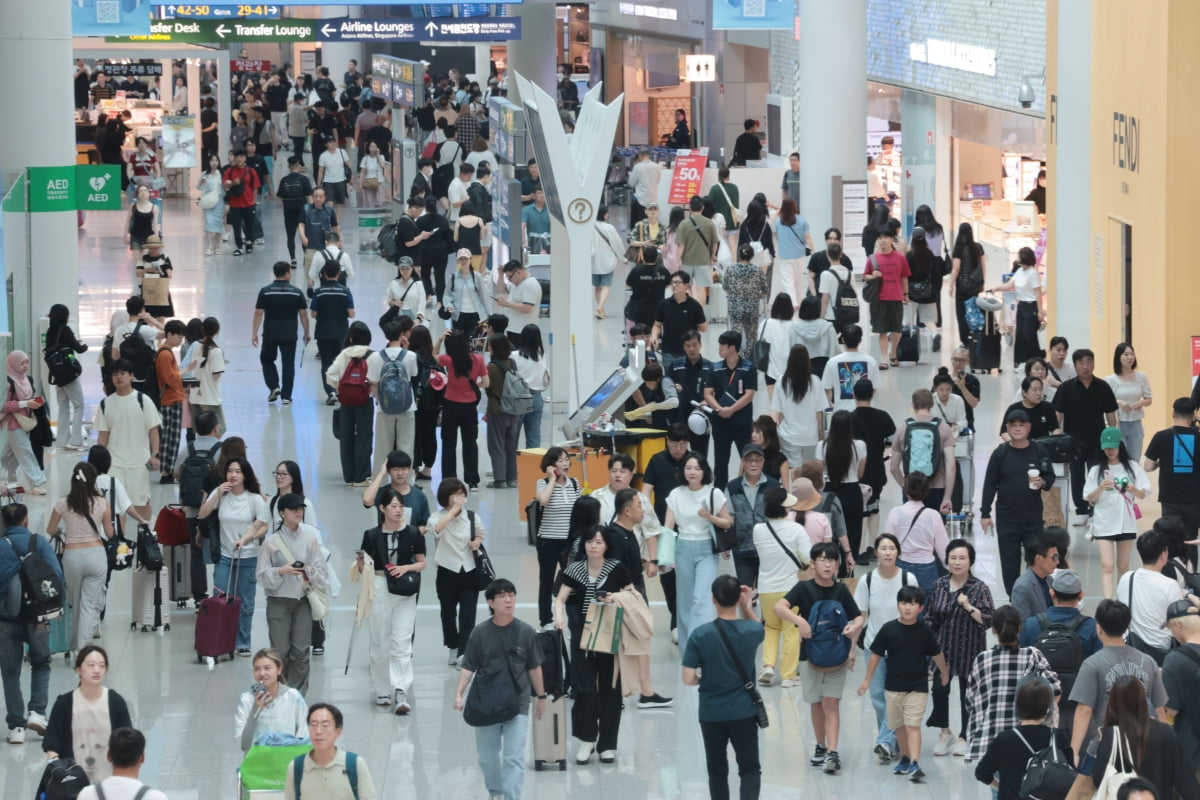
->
[1108,218,1133,343]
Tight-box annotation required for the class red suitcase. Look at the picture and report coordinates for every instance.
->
[195,562,241,663]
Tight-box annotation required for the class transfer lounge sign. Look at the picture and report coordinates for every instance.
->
[27,166,123,213]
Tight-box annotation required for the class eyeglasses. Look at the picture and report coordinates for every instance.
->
[670,280,684,286]
[273,471,290,478]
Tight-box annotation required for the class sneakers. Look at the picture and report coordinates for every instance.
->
[757,666,775,686]
[823,750,841,774]
[393,690,411,715]
[236,648,251,657]
[205,248,215,256]
[637,693,673,709]
[506,481,518,489]
[932,333,942,352]
[575,741,595,764]
[7,727,25,744]
[951,737,968,757]
[245,245,254,254]
[809,745,827,767]
[281,398,292,406]
[325,393,337,406]
[311,646,324,656]
[469,484,479,493]
[448,648,459,666]
[892,756,911,775]
[933,730,953,756]
[233,248,243,256]
[858,546,875,563]
[780,678,801,688]
[25,712,46,735]
[374,695,391,707]
[908,762,926,782]
[671,627,678,645]
[268,389,281,402]
[1073,514,1091,527]
[598,750,616,764]
[874,743,893,764]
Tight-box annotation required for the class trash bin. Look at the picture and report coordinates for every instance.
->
[357,207,390,254]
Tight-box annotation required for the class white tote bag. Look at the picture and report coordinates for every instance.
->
[1094,730,1137,800]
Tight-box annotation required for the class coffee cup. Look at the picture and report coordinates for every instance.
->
[1027,468,1040,488]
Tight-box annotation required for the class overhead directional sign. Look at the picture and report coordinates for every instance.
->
[156,5,281,20]
[107,18,315,42]
[317,16,521,43]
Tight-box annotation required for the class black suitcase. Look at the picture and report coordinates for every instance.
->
[897,325,921,363]
[969,312,1002,373]
[168,544,192,607]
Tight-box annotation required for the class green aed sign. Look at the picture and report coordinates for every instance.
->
[26,165,123,213]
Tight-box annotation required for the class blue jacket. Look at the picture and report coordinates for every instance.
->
[1017,605,1102,656]
[0,526,65,622]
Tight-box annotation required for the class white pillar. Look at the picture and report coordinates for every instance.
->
[508,2,556,105]
[474,45,492,81]
[795,0,867,230]
[0,0,77,364]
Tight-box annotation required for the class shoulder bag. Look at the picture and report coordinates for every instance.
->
[862,255,882,305]
[463,627,522,727]
[688,216,713,259]
[84,511,133,572]
[764,519,807,578]
[707,487,737,553]
[716,183,741,226]
[714,619,769,728]
[1014,727,1077,800]
[1094,729,1137,800]
[752,319,770,373]
[469,511,497,591]
[4,379,36,433]
[273,531,331,619]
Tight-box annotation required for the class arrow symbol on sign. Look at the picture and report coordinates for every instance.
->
[215,24,230,38]
[321,23,336,37]
[167,5,176,13]
[424,21,438,37]
[268,5,277,13]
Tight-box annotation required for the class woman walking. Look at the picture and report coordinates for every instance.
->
[948,223,987,348]
[772,198,813,306]
[186,317,225,433]
[592,205,623,318]
[753,487,811,688]
[484,335,521,488]
[385,258,427,324]
[270,460,334,656]
[42,646,132,784]
[1106,342,1153,460]
[1084,427,1151,598]
[325,321,374,486]
[664,453,732,647]
[45,304,88,450]
[407,326,440,480]
[770,343,825,465]
[887,472,949,599]
[418,197,453,304]
[46,463,114,652]
[534,447,582,626]
[988,247,1044,367]
[760,294,798,400]
[913,205,947,345]
[512,324,548,448]
[123,184,161,255]
[724,244,771,353]
[437,330,488,491]
[817,410,867,558]
[3,351,48,495]
[357,140,389,207]
[430,478,482,666]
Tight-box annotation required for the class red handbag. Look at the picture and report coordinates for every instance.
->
[154,504,189,546]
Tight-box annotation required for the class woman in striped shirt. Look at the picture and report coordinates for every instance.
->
[535,447,581,626]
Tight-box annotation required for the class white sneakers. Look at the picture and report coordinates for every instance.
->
[951,737,968,757]
[757,666,775,686]
[599,750,616,764]
[7,727,25,744]
[374,695,391,707]
[25,712,46,735]
[933,730,953,756]
[393,690,411,716]
[448,648,458,666]
[575,741,595,764]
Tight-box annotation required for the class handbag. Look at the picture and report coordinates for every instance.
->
[580,601,624,654]
[1014,728,1077,800]
[751,319,770,372]
[272,531,331,620]
[463,656,521,727]
[240,744,314,791]
[862,256,882,305]
[705,487,737,553]
[1094,730,1137,800]
[153,505,189,546]
[764,520,807,578]
[8,410,36,432]
[467,511,496,591]
[84,513,133,572]
[383,531,421,597]
[714,618,769,728]
[199,190,220,210]
[716,183,742,226]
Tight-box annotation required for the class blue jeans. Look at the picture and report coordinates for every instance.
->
[521,391,544,449]
[869,659,897,752]
[0,619,50,729]
[474,711,529,800]
[213,555,258,649]
[897,559,942,601]
[676,537,718,648]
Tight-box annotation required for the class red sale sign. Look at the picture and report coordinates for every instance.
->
[1192,336,1200,379]
[667,148,709,205]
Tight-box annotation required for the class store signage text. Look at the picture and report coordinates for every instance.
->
[100,62,164,77]
[909,39,996,77]
[618,3,678,21]
[1112,112,1139,173]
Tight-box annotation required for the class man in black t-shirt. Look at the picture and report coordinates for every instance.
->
[310,260,355,404]
[252,262,310,404]
[276,158,314,265]
[667,332,713,457]
[1053,348,1118,522]
[640,423,690,638]
[1144,397,1200,540]
[851,378,896,562]
[624,248,671,332]
[654,272,708,363]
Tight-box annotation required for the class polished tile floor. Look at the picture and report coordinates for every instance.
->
[0,177,1144,798]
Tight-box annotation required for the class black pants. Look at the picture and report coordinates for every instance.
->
[955,294,973,347]
[712,422,751,490]
[413,408,440,470]
[436,566,479,654]
[629,197,647,228]
[337,401,374,483]
[733,556,759,591]
[924,488,946,514]
[283,208,302,260]
[660,568,678,630]
[316,338,342,398]
[1014,301,1043,366]
[701,716,762,800]
[536,538,569,626]
[290,137,306,165]
[927,674,969,737]
[1069,446,1099,516]
[440,400,481,486]
[186,516,208,603]
[311,619,325,648]
[1162,502,1200,565]
[453,312,481,337]
[830,482,865,555]
[228,205,256,249]
[569,646,622,750]
[996,521,1046,596]
[422,251,448,303]
[260,338,298,400]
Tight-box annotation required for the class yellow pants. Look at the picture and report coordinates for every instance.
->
[761,591,799,680]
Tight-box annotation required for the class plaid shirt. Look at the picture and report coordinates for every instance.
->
[964,645,1061,761]
[455,110,481,153]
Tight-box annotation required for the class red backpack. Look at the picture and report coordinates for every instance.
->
[337,356,371,406]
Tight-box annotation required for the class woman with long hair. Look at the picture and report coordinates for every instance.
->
[418,196,452,303]
[591,205,623,319]
[534,447,583,625]
[963,605,1060,761]
[484,335,521,488]
[932,369,969,512]
[886,472,949,599]
[794,295,838,379]
[913,205,946,343]
[760,293,798,399]
[324,321,374,486]
[770,344,825,465]
[385,258,427,324]
[407,326,439,479]
[46,463,114,652]
[862,203,890,257]
[562,494,602,566]
[357,139,389,207]
[45,304,88,450]
[429,478,484,666]
[905,227,939,337]
[751,415,788,482]
[234,648,308,753]
[452,200,486,272]
[1106,342,1153,460]
[187,316,225,433]
[198,456,269,657]
[1084,427,1151,598]
[42,646,132,783]
[2,351,48,494]
[738,200,776,292]
[772,197,813,306]
[663,205,687,273]
[988,247,1044,367]
[1092,675,1200,797]
[817,410,866,560]
[512,323,549,448]
[437,329,488,491]
[925,538,993,758]
[948,222,987,347]
[123,184,161,256]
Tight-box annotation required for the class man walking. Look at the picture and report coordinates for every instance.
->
[654,273,707,364]
[675,196,719,305]
[1054,348,1118,525]
[95,360,162,531]
[252,262,310,405]
[367,319,419,457]
[298,187,340,280]
[667,330,713,456]
[307,230,355,293]
[77,728,168,800]
[276,157,313,269]
[173,411,221,606]
[726,443,779,590]
[889,389,956,515]
[1009,533,1060,619]
[494,260,542,340]
[1143,397,1200,542]
[222,150,261,257]
[454,579,546,800]
[310,259,355,405]
[704,331,757,490]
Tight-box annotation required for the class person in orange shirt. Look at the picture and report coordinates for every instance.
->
[156,320,187,485]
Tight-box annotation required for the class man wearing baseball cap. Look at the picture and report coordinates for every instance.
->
[440,248,492,334]
[494,260,542,341]
[1162,598,1200,771]
[725,443,780,592]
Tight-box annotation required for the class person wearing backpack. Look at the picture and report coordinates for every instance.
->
[95,360,163,534]
[306,230,355,293]
[367,319,419,459]
[44,304,89,451]
[284,703,377,800]
[948,222,987,348]
[0,502,62,745]
[483,335,526,490]
[888,388,957,515]
[43,645,133,783]
[172,411,222,607]
[310,259,356,405]
[405,326,443,481]
[772,541,864,775]
[975,676,1074,800]
[76,727,168,800]
[109,297,164,404]
[324,322,375,486]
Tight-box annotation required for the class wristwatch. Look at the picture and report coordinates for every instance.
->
[537,694,547,700]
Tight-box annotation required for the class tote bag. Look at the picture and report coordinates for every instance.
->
[1095,730,1137,800]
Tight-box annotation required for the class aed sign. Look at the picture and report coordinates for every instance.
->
[1112,112,1139,173]
[26,166,123,213]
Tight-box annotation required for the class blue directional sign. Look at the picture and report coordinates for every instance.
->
[156,5,281,20]
[317,16,521,43]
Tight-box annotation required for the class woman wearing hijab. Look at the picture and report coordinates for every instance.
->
[3,351,48,494]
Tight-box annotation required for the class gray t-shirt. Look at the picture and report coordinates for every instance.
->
[462,618,542,713]
[781,168,800,209]
[1069,644,1167,755]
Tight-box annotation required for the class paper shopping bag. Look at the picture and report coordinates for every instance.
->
[580,602,624,654]
[142,275,170,306]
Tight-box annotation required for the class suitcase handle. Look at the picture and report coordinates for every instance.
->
[223,555,241,599]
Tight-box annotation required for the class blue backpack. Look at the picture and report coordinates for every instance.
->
[806,598,852,668]
[294,751,358,800]
[376,348,414,414]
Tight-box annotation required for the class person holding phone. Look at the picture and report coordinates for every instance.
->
[234,648,308,753]
[534,447,582,626]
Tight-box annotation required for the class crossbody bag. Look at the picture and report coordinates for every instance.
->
[688,217,712,259]
[764,519,807,578]
[272,531,330,620]
[714,619,769,728]
[716,183,741,226]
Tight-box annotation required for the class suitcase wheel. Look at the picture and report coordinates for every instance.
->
[163,623,171,632]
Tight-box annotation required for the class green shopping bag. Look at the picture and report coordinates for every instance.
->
[240,744,313,790]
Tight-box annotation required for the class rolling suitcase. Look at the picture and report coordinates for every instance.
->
[48,602,73,660]
[131,564,170,632]
[196,561,241,664]
[533,697,568,771]
[167,545,192,607]
[897,325,921,363]
[969,311,1002,373]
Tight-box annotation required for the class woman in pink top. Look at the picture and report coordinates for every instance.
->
[886,471,949,598]
[2,351,48,494]
[47,463,115,652]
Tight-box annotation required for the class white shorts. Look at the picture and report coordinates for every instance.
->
[110,464,151,507]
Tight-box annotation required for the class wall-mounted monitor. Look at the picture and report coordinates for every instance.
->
[645,52,681,90]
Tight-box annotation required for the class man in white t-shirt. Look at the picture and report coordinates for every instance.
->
[367,318,419,461]
[110,297,165,396]
[821,324,880,412]
[446,162,474,222]
[306,230,356,290]
[1117,528,1200,664]
[95,360,162,529]
[77,727,168,800]
[315,135,350,215]
[494,260,542,342]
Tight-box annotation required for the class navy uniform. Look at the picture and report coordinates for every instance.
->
[706,357,758,489]
[668,354,713,457]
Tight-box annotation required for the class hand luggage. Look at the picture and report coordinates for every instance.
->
[533,696,568,771]
[534,628,569,698]
[131,564,170,631]
[196,561,241,663]
[707,280,728,324]
[155,504,189,546]
[48,602,73,660]
[969,311,1002,373]
[168,544,192,607]
[897,325,921,364]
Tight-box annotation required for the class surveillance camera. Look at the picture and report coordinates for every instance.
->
[1018,80,1035,109]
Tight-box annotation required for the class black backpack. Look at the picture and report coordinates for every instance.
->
[415,358,447,411]
[467,180,493,222]
[831,267,860,330]
[378,221,401,262]
[179,442,221,508]
[3,533,65,623]
[118,321,157,385]
[44,330,82,387]
[37,757,91,800]
[1032,612,1087,699]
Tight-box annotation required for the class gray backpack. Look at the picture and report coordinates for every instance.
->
[498,359,534,415]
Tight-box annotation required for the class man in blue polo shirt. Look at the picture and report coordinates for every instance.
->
[309,259,355,405]
[252,262,310,405]
[704,330,758,489]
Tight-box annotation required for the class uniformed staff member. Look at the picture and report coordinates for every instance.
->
[668,330,714,457]
[704,330,758,489]
[252,261,311,406]
[298,188,340,280]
